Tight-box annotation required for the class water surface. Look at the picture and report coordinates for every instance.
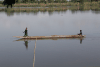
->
[0,9,100,67]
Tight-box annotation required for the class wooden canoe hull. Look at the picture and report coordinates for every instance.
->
[15,38,84,41]
[13,35,86,39]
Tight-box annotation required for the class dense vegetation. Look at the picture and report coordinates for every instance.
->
[15,0,100,3]
[0,0,100,3]
[0,0,100,7]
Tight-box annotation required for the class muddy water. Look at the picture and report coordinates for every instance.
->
[0,10,100,67]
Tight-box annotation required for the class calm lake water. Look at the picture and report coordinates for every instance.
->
[0,9,100,67]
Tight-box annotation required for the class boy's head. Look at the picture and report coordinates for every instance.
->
[26,27,27,30]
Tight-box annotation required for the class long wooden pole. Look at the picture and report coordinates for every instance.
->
[33,39,37,67]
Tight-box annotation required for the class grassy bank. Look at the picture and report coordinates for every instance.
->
[0,7,68,12]
[0,1,100,7]
[0,6,99,16]
[0,6,100,13]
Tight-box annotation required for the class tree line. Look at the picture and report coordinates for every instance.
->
[15,0,67,3]
[71,0,100,2]
[15,0,100,3]
[0,0,100,4]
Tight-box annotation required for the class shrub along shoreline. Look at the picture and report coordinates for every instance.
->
[0,6,100,13]
[0,1,100,7]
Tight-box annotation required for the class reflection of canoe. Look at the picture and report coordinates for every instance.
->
[13,35,85,39]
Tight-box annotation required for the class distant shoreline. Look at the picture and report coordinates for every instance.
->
[0,6,99,13]
[0,1,100,7]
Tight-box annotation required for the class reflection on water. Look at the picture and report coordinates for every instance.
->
[0,7,100,67]
[80,38,82,44]
[33,40,36,67]
[24,41,28,49]
[16,38,83,46]
[14,38,83,67]
[6,11,14,16]
[0,6,100,16]
[92,10,100,14]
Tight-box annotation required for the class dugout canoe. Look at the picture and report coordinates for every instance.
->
[14,38,84,42]
[13,35,86,39]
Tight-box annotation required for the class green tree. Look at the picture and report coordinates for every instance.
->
[15,0,21,3]
[62,0,67,3]
[48,0,54,3]
[40,0,45,3]
[80,0,84,4]
[71,0,77,2]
